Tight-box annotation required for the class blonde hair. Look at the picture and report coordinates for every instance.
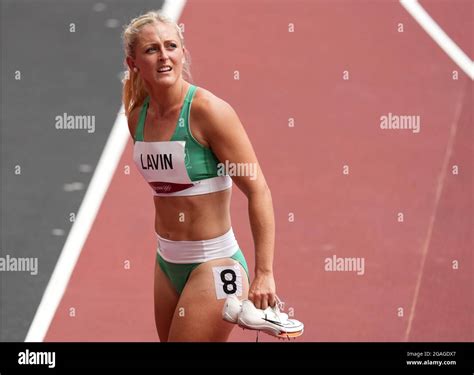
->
[122,10,192,117]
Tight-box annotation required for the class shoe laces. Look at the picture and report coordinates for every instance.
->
[275,295,285,312]
[264,295,285,324]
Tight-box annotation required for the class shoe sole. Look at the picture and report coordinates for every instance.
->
[237,318,304,338]
[276,329,304,338]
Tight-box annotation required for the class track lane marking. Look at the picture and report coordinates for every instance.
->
[25,0,187,342]
[400,0,473,80]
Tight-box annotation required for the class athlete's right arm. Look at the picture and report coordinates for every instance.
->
[127,106,141,140]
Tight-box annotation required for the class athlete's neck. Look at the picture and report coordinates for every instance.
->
[147,81,189,118]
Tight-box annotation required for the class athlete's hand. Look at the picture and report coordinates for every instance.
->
[248,271,276,310]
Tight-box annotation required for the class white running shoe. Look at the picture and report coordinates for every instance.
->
[222,294,242,323]
[222,295,304,339]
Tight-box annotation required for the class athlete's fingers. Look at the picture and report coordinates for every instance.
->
[260,295,269,310]
[262,293,277,309]
[250,292,262,309]
[268,294,277,308]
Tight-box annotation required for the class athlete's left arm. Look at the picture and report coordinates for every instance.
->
[197,95,276,310]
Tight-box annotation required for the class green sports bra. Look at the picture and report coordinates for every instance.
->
[132,85,232,196]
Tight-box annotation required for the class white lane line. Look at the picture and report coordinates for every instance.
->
[404,84,467,341]
[25,106,128,342]
[162,0,187,20]
[400,0,473,80]
[25,0,188,342]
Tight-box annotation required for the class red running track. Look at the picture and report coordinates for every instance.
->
[45,0,472,342]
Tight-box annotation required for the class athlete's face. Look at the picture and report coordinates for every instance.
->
[129,22,185,87]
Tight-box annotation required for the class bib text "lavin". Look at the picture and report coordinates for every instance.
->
[140,153,173,170]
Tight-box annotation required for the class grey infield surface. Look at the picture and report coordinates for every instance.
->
[1,0,165,341]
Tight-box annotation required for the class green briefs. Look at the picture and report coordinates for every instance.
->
[157,248,250,295]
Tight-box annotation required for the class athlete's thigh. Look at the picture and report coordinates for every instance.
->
[154,260,180,342]
[167,258,249,342]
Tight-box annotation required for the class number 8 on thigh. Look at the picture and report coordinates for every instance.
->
[212,264,243,299]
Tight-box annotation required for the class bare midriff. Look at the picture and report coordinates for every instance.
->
[153,187,232,241]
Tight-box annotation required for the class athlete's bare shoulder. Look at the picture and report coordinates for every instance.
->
[192,86,237,127]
